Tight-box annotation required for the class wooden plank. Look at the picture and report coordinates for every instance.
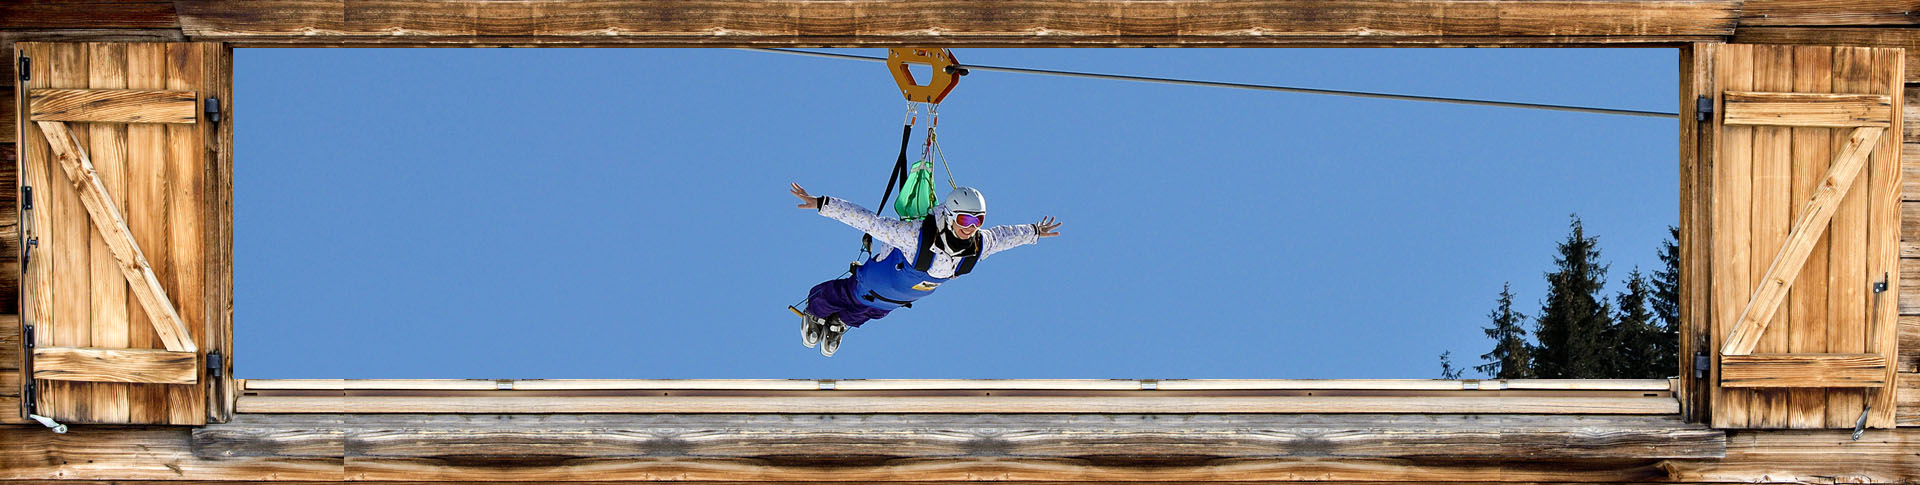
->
[171,0,1739,47]
[1682,41,1718,425]
[1898,372,1920,425]
[0,2,180,30]
[208,41,233,423]
[31,346,196,385]
[124,40,169,425]
[1722,126,1884,356]
[234,395,1680,415]
[1724,91,1892,127]
[17,43,52,424]
[35,121,193,354]
[1749,44,1793,429]
[42,40,90,424]
[1738,0,1920,27]
[1904,144,1920,202]
[0,417,1912,483]
[83,41,130,425]
[238,378,1675,392]
[1714,42,1756,429]
[191,413,1726,462]
[165,42,211,426]
[1788,45,1832,428]
[1735,27,1920,83]
[1829,46,1874,428]
[1721,353,1889,387]
[27,89,196,124]
[1866,46,1904,428]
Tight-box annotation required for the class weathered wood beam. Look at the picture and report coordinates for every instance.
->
[1723,91,1892,127]
[30,346,196,385]
[1721,126,1884,356]
[1733,27,1920,83]
[28,89,197,124]
[0,416,1909,483]
[172,0,1739,47]
[235,394,1678,414]
[240,378,1674,392]
[0,1,180,30]
[1720,353,1888,387]
[1737,0,1920,27]
[35,121,193,353]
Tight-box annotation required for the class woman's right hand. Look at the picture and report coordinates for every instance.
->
[791,183,819,209]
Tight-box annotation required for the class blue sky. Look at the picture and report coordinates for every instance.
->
[234,48,1677,379]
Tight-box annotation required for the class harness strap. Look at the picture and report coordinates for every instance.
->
[864,122,917,253]
[864,291,914,308]
[912,217,981,277]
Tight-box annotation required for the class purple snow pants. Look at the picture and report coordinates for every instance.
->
[805,277,892,328]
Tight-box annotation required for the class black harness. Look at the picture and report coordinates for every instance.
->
[913,217,982,276]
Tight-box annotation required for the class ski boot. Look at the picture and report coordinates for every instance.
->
[820,317,850,357]
[791,306,826,349]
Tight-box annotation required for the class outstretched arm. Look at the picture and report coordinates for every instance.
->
[790,183,917,250]
[982,216,1062,258]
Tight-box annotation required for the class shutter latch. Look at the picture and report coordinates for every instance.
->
[1695,95,1713,122]
[1853,405,1871,440]
[1692,351,1709,379]
[204,97,221,123]
[1874,273,1889,293]
[207,350,223,378]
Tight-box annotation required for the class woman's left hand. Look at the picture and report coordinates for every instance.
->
[1035,216,1062,238]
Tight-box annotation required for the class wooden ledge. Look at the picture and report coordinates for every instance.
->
[243,378,1674,392]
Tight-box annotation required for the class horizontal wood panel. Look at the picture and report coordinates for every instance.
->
[31,346,196,384]
[1737,0,1920,27]
[242,378,1674,392]
[0,2,180,30]
[172,0,1738,47]
[1899,372,1920,425]
[28,89,197,123]
[235,395,1679,415]
[9,419,1920,483]
[1733,27,1920,83]
[190,413,1725,461]
[1720,353,1889,387]
[1723,91,1892,127]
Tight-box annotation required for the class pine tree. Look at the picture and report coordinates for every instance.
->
[1438,351,1465,380]
[1533,215,1616,378]
[1475,282,1534,379]
[1612,268,1663,378]
[1647,227,1681,377]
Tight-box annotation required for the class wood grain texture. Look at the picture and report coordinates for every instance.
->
[1712,42,1756,429]
[241,378,1674,392]
[1734,27,1920,83]
[1787,44,1832,428]
[1722,125,1884,356]
[1720,353,1889,387]
[27,89,196,123]
[1723,91,1891,127]
[1748,45,1792,428]
[0,2,180,30]
[170,0,1739,47]
[2,415,1918,483]
[233,395,1680,415]
[82,41,130,425]
[34,120,193,353]
[1864,46,1903,428]
[1826,46,1874,428]
[1738,0,1920,27]
[31,346,196,384]
[1680,42,1717,425]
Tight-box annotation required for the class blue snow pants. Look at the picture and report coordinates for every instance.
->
[805,277,892,328]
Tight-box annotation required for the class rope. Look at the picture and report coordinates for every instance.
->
[738,48,1678,119]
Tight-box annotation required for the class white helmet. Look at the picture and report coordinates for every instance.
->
[939,186,986,229]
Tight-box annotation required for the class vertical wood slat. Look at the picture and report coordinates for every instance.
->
[1829,46,1871,429]
[1751,44,1792,429]
[1714,43,1756,429]
[1679,43,1703,424]
[124,42,168,424]
[163,42,208,426]
[1689,43,1720,426]
[84,41,131,424]
[1787,45,1831,429]
[46,41,91,423]
[1866,47,1904,428]
[208,42,232,423]
[18,42,55,423]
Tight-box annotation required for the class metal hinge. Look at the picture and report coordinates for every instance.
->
[1692,351,1709,379]
[204,97,221,123]
[21,324,32,350]
[206,350,223,378]
[1695,95,1713,122]
[17,56,27,82]
[1874,273,1889,293]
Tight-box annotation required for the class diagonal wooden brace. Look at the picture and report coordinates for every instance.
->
[1721,126,1884,356]
[37,121,196,353]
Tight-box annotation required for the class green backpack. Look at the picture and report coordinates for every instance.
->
[893,159,940,220]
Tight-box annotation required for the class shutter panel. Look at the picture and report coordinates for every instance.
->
[1694,44,1902,429]
[13,42,231,426]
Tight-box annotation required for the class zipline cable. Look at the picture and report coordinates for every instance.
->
[739,48,1679,119]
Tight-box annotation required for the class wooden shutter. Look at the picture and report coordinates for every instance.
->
[13,42,232,426]
[1687,44,1902,429]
